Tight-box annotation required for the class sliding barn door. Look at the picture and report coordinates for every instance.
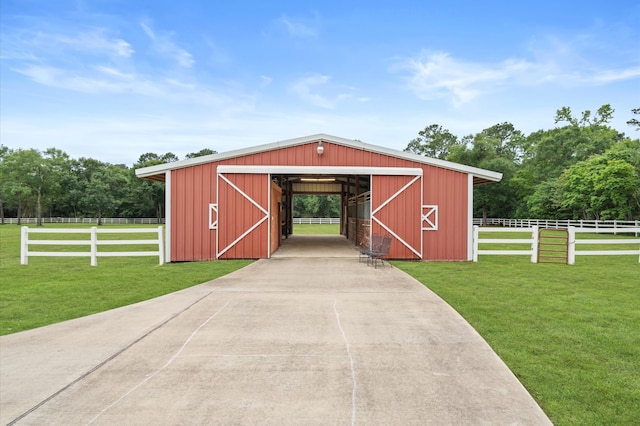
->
[217,173,269,259]
[371,175,422,259]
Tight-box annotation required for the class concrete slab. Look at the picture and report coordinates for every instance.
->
[271,234,358,258]
[1,256,551,425]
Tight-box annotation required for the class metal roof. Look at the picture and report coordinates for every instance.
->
[135,133,502,184]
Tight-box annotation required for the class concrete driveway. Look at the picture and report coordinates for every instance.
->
[1,236,551,425]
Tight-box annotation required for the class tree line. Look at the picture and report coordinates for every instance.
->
[406,105,640,221]
[0,148,215,225]
[1,105,638,225]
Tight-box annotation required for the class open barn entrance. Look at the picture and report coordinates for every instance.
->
[271,174,371,248]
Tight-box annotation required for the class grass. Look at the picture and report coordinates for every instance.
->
[293,223,340,234]
[394,249,639,425]
[0,224,251,335]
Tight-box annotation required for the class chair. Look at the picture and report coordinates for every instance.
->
[359,234,382,263]
[368,235,392,268]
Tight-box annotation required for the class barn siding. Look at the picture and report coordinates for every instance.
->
[218,173,269,259]
[422,166,468,260]
[169,140,471,261]
[170,164,217,261]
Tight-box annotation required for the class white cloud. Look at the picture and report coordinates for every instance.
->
[10,64,253,110]
[395,47,640,107]
[260,75,273,87]
[585,67,640,84]
[139,20,194,68]
[395,50,533,106]
[1,29,134,60]
[277,15,318,38]
[140,21,156,40]
[290,74,355,109]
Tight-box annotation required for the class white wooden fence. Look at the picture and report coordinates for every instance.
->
[293,218,341,224]
[20,226,165,266]
[473,226,539,263]
[568,228,640,265]
[5,217,163,225]
[474,218,639,235]
[473,226,640,264]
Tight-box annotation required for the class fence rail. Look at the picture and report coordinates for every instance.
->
[293,218,341,224]
[473,226,538,263]
[568,227,640,264]
[474,218,639,235]
[6,217,637,230]
[473,226,640,264]
[4,217,163,225]
[20,226,165,266]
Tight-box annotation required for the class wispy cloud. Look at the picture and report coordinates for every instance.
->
[0,29,134,61]
[10,63,253,111]
[290,73,353,109]
[395,43,640,107]
[394,50,533,106]
[3,19,216,105]
[277,15,318,38]
[589,67,640,83]
[140,20,194,68]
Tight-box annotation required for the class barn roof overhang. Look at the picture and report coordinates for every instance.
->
[135,133,502,185]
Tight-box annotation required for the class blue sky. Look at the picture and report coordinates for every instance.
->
[1,0,639,165]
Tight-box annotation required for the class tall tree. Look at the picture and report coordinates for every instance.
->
[627,108,640,131]
[512,104,624,217]
[127,152,178,221]
[405,124,461,160]
[1,149,44,224]
[447,123,524,221]
[185,149,217,159]
[41,148,71,218]
[80,164,129,224]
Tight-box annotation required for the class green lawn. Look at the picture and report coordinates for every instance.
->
[293,223,340,234]
[0,224,251,335]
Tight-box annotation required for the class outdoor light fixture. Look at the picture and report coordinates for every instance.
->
[300,178,335,182]
[317,141,324,155]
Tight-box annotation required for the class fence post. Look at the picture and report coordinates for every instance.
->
[90,227,98,266]
[20,226,29,265]
[531,226,539,263]
[472,225,479,262]
[158,226,165,265]
[568,227,576,265]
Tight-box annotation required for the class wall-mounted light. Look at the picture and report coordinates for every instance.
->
[300,178,335,182]
[317,141,324,155]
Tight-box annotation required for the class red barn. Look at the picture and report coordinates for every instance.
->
[136,134,501,261]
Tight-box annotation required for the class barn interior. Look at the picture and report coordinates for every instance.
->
[271,174,372,247]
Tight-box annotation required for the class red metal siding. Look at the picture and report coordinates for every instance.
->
[422,166,468,260]
[217,142,418,169]
[171,164,217,261]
